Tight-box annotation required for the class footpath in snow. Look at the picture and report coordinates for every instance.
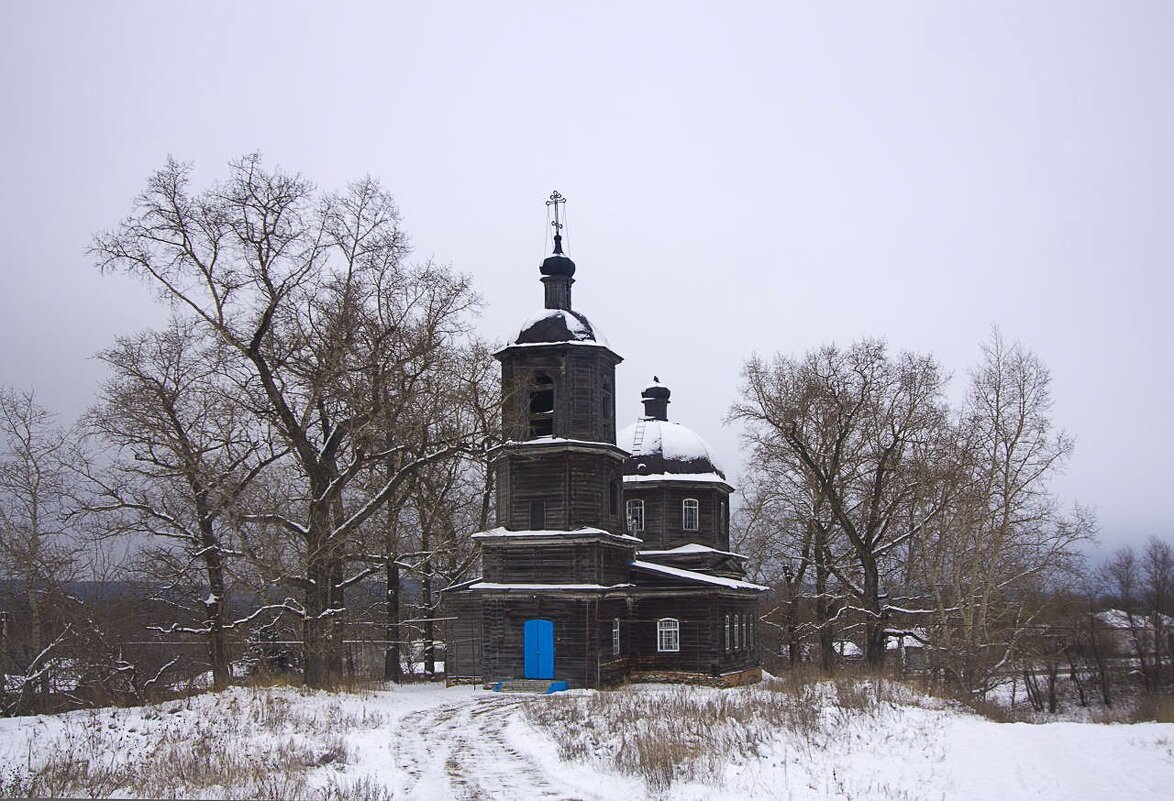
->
[0,681,1172,800]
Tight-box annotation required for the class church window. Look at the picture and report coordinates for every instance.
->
[682,498,699,531]
[725,614,731,651]
[529,500,546,530]
[612,619,621,655]
[528,374,554,437]
[609,481,618,517]
[734,614,741,650]
[719,500,727,536]
[657,618,680,652]
[626,499,644,532]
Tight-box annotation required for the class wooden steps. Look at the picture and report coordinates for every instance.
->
[491,679,569,694]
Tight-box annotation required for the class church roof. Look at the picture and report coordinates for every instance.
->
[616,379,730,484]
[617,417,727,481]
[630,560,767,591]
[638,543,748,559]
[508,308,609,347]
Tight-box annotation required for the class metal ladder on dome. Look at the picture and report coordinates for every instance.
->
[630,417,648,451]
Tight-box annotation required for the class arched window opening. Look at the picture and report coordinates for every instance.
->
[725,614,731,652]
[529,374,554,437]
[609,480,618,517]
[626,499,645,533]
[682,498,699,531]
[657,618,680,653]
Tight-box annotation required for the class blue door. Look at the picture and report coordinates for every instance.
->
[523,619,555,679]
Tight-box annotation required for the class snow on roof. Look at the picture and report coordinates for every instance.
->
[630,560,767,591]
[835,641,864,657]
[618,419,722,470]
[473,526,643,544]
[506,308,609,347]
[500,436,628,452]
[465,582,634,592]
[623,472,732,485]
[638,543,747,559]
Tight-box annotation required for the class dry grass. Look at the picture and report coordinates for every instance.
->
[0,688,386,800]
[1129,693,1174,723]
[524,673,919,793]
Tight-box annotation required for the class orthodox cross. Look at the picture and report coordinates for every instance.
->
[547,189,565,233]
[546,190,566,252]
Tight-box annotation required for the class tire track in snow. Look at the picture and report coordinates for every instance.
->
[390,693,595,801]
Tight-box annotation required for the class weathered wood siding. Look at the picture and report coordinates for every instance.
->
[624,593,759,676]
[624,484,732,551]
[496,449,626,535]
[481,540,635,585]
[472,595,607,688]
[499,345,621,444]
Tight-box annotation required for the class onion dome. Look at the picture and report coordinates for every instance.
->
[617,379,726,481]
[540,233,576,277]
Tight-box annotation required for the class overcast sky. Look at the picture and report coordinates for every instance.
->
[1,2,1171,558]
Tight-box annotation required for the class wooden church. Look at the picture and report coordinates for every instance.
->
[443,194,763,689]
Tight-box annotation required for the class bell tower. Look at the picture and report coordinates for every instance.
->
[492,191,629,536]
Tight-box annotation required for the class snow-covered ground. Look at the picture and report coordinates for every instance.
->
[0,680,1171,800]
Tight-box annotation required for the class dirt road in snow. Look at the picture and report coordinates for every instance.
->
[389,693,597,801]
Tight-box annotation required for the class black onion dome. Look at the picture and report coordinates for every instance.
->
[510,308,608,346]
[539,252,576,277]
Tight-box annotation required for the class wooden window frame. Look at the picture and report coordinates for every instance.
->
[626,499,645,533]
[612,619,621,656]
[657,618,680,653]
[682,498,699,531]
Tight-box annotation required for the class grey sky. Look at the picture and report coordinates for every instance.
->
[1,2,1170,557]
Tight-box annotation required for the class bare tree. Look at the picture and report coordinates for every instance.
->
[81,319,283,691]
[731,339,950,667]
[1142,536,1173,687]
[92,155,488,687]
[907,332,1088,695]
[0,388,80,714]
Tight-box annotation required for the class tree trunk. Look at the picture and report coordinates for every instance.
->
[423,559,435,679]
[385,559,402,682]
[303,553,338,689]
[815,544,835,673]
[862,557,886,669]
[201,530,231,692]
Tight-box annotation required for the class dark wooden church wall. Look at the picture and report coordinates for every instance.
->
[497,450,624,534]
[498,347,618,444]
[625,484,732,551]
[625,594,759,676]
[481,541,634,585]
[475,595,606,688]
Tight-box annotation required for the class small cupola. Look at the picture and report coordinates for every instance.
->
[540,191,575,310]
[641,376,671,421]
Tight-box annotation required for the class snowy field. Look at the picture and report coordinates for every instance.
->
[1,679,1172,800]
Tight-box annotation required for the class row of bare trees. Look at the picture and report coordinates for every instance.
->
[730,332,1096,697]
[1,155,499,711]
